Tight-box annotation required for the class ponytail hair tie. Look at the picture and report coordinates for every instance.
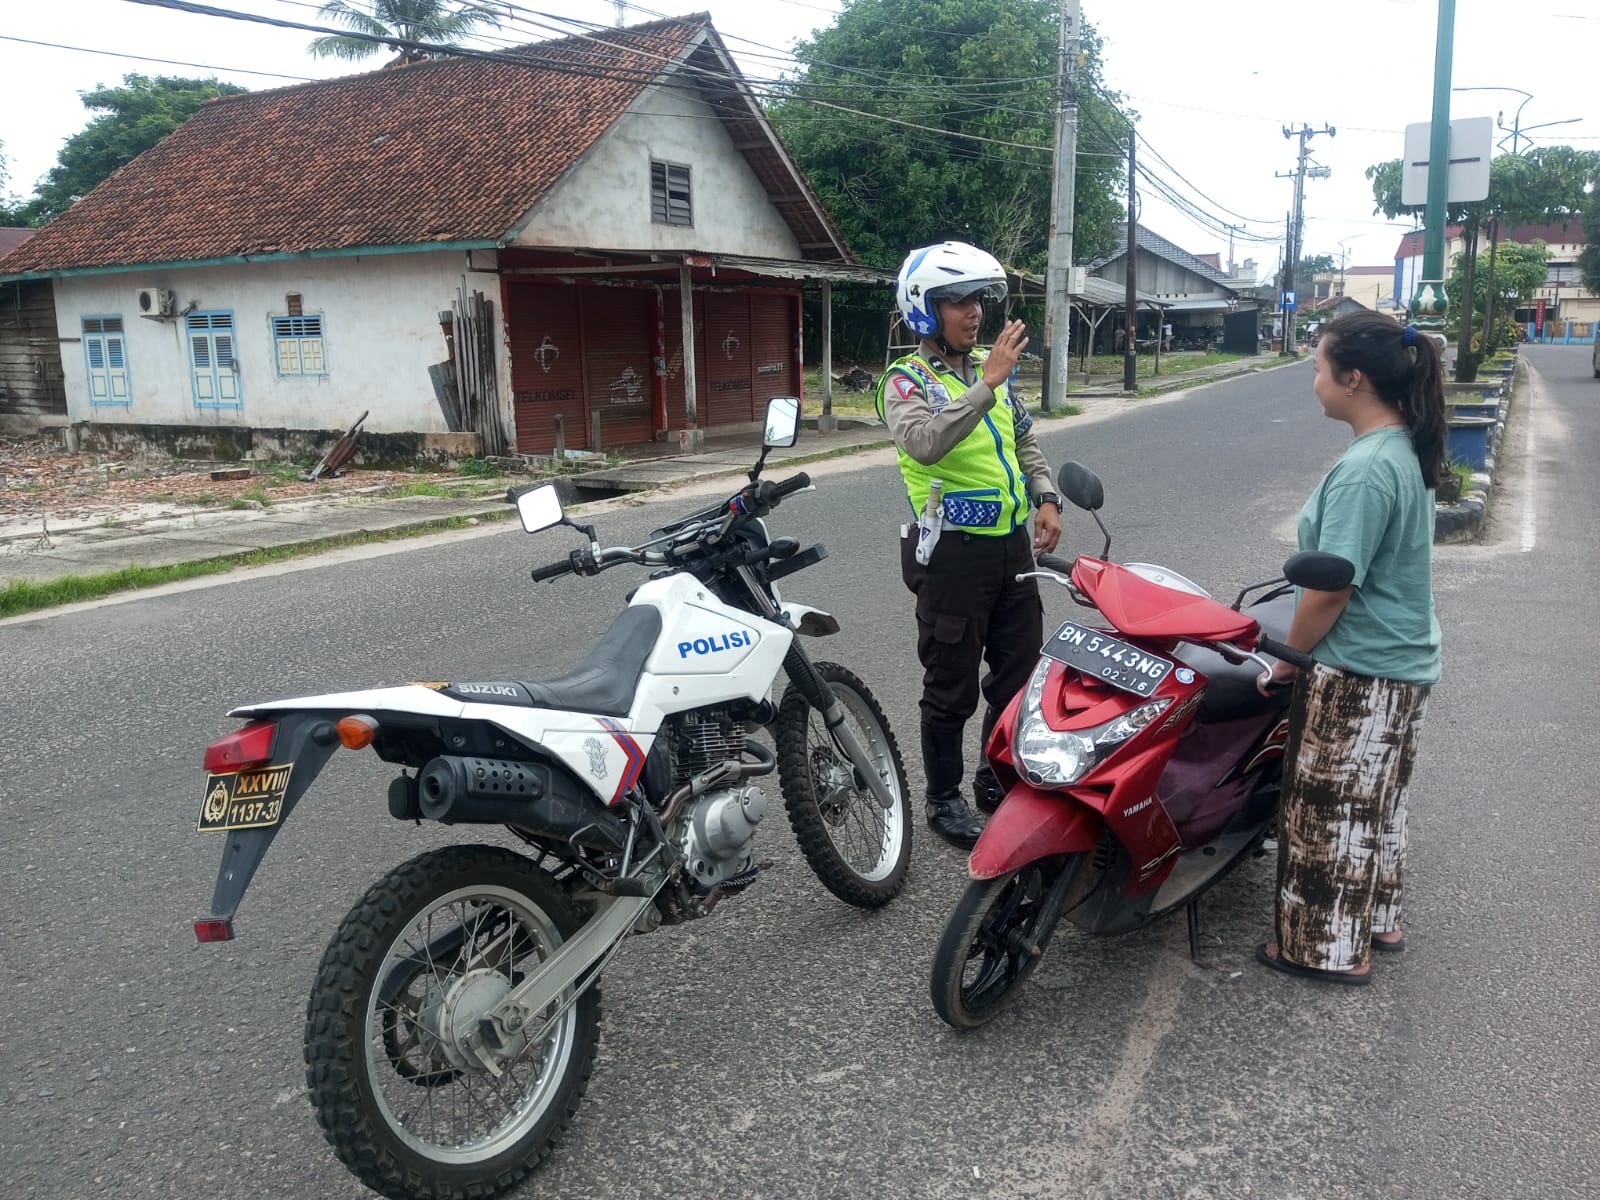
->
[1402,324,1418,348]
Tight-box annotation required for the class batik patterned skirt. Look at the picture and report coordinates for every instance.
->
[1276,662,1430,972]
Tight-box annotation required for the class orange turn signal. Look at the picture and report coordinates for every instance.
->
[337,715,379,750]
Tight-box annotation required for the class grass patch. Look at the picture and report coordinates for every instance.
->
[384,480,454,498]
[456,457,497,477]
[0,510,515,619]
[241,486,272,507]
[266,462,304,485]
[192,492,220,506]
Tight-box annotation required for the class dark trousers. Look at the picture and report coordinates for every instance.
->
[900,526,1043,742]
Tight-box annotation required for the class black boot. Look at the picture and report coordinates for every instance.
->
[973,707,1006,815]
[922,723,983,851]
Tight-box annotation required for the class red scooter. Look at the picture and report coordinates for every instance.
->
[930,463,1352,1029]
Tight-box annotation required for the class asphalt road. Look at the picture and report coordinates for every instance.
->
[2,349,1594,1200]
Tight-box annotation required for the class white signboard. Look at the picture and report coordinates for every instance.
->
[1401,117,1493,206]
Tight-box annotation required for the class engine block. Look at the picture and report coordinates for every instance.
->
[678,784,767,892]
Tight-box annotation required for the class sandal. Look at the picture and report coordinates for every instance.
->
[1371,934,1406,954]
[1255,942,1371,986]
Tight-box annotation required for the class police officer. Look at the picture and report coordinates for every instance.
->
[876,241,1062,850]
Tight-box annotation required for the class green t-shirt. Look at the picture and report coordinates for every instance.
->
[1297,427,1441,684]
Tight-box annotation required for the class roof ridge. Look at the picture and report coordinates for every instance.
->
[194,12,712,108]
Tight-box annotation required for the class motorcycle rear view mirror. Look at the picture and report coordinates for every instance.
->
[1282,550,1356,592]
[1057,462,1104,511]
[514,484,565,534]
[1057,461,1111,558]
[763,396,801,449]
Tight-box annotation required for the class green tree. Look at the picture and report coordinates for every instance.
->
[308,0,503,64]
[17,75,246,226]
[0,141,19,225]
[1290,253,1336,297]
[1446,239,1548,353]
[1580,167,1600,296]
[1367,145,1595,378]
[768,0,1130,274]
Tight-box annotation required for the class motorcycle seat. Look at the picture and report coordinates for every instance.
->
[1173,591,1296,723]
[519,605,662,716]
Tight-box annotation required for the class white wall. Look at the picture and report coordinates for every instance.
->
[514,82,803,258]
[53,251,502,432]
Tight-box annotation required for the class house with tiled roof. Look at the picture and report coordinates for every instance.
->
[1394,221,1595,338]
[0,16,884,454]
[1085,224,1255,344]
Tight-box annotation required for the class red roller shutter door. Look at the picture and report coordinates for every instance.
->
[508,283,586,454]
[581,288,655,447]
[750,292,798,409]
[703,291,754,426]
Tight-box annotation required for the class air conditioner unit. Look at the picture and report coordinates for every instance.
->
[135,285,176,319]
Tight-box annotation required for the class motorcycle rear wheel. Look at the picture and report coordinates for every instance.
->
[304,845,598,1200]
[930,854,1083,1030]
[776,661,911,908]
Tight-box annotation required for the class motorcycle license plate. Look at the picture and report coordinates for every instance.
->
[1041,622,1173,696]
[197,764,294,832]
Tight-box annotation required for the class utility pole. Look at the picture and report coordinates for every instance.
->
[1277,122,1336,354]
[613,1,627,27]
[1042,0,1081,415]
[1123,130,1138,394]
[1411,0,1457,333]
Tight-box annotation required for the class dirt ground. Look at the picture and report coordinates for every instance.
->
[0,432,461,529]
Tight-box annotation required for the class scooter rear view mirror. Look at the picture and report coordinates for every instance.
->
[1282,550,1355,592]
[1057,461,1104,511]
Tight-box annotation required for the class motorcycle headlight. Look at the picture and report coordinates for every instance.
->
[1013,660,1172,789]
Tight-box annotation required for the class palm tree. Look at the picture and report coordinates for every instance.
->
[308,0,505,66]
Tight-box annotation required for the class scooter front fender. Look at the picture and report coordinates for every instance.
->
[968,784,1101,880]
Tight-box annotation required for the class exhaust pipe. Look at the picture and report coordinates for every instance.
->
[416,755,625,851]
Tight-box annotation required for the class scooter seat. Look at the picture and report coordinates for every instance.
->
[521,606,662,716]
[1174,591,1296,723]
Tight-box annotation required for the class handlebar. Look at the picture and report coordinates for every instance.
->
[1035,552,1074,576]
[760,471,811,504]
[531,553,578,583]
[1256,634,1316,671]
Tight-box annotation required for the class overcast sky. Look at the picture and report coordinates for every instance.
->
[2,0,1596,284]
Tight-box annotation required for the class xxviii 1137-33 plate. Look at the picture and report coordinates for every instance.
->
[197,764,293,832]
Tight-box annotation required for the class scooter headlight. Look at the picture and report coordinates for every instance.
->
[1013,661,1171,789]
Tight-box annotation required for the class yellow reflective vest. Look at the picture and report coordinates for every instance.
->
[874,351,1029,535]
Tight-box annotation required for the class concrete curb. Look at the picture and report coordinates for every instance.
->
[1434,362,1515,544]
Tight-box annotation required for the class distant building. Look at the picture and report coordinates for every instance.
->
[1394,223,1595,331]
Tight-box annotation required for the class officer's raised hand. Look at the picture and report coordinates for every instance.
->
[980,320,1029,390]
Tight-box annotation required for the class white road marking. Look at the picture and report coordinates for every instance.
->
[1521,370,1539,553]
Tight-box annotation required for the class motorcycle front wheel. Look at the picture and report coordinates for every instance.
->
[776,661,911,908]
[304,845,598,1200]
[930,853,1084,1030]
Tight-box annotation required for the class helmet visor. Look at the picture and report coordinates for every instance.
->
[927,279,1008,308]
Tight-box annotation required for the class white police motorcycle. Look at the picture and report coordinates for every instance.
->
[192,397,910,1200]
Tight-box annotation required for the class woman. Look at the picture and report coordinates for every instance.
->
[1256,311,1446,985]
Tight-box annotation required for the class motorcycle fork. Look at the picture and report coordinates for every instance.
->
[732,563,896,812]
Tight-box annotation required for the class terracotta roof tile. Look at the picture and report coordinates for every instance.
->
[0,17,711,276]
[0,228,35,257]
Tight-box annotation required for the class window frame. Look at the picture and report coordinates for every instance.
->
[268,312,329,379]
[650,159,693,228]
[81,313,132,407]
[187,309,243,409]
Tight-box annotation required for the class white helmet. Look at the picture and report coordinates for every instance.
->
[895,241,1008,339]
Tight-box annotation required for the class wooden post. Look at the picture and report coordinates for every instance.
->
[679,259,702,451]
[590,411,603,455]
[818,279,837,432]
[554,414,565,460]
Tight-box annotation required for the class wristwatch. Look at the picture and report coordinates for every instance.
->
[1035,492,1063,511]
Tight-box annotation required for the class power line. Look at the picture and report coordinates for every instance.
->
[0,32,317,81]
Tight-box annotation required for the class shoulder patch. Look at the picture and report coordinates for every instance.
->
[891,372,920,400]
